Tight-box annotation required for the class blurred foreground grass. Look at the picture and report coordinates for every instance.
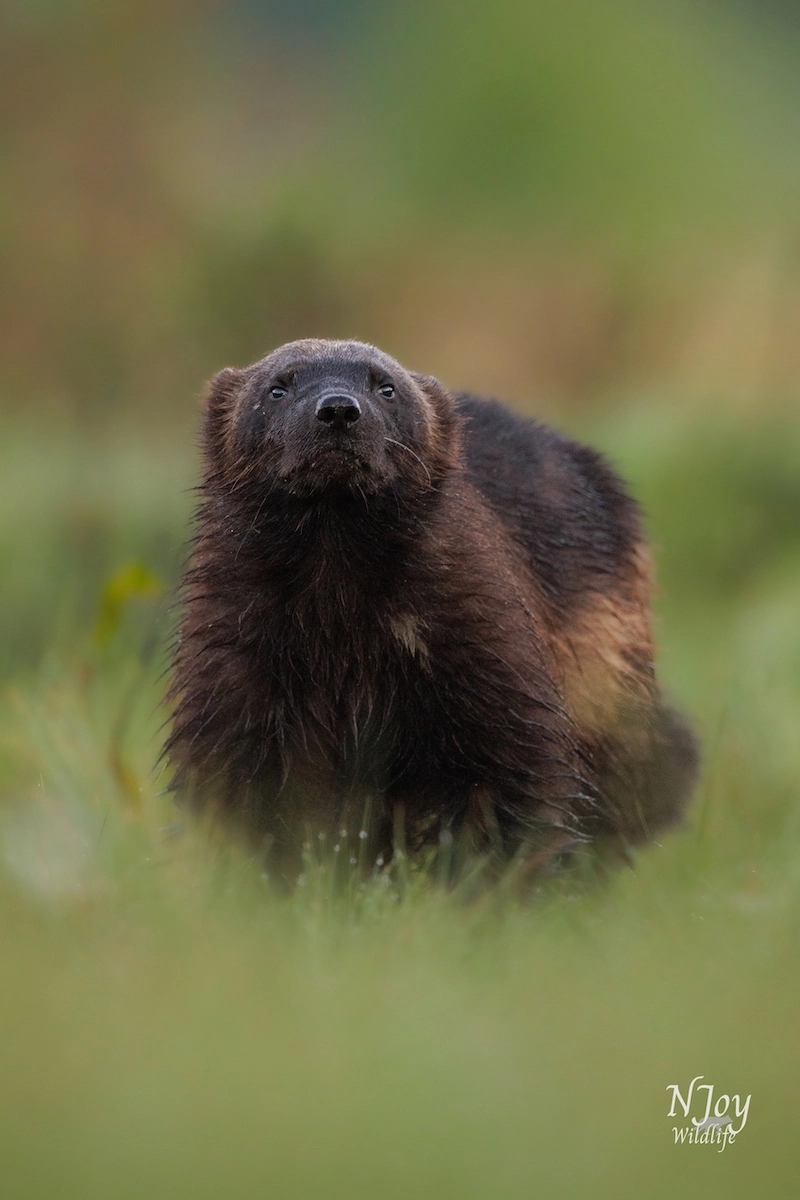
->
[1,396,799,1199]
[3,2,800,1194]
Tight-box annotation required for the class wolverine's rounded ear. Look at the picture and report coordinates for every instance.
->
[204,366,244,415]
[410,371,444,395]
[410,370,457,421]
[409,371,461,470]
[202,366,245,466]
[410,371,455,410]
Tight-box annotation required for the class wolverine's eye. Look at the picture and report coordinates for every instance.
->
[268,385,288,400]
[377,383,395,399]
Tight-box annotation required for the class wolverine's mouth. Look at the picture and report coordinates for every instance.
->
[282,447,379,494]
[310,446,359,463]
[304,446,373,473]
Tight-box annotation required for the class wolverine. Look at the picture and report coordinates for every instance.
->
[166,338,698,882]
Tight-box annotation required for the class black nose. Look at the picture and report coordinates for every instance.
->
[315,394,361,430]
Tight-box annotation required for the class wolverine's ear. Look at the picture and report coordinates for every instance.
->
[202,366,245,466]
[410,371,461,470]
[205,366,244,415]
[411,370,458,422]
[410,371,444,395]
[410,371,455,410]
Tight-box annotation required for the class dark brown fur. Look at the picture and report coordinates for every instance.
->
[166,338,698,882]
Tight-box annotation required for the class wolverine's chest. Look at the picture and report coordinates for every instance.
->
[252,606,435,782]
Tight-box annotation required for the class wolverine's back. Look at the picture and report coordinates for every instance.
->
[456,392,698,845]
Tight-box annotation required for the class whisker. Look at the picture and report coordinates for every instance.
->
[384,438,433,487]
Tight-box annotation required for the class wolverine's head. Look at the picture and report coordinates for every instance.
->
[203,339,460,499]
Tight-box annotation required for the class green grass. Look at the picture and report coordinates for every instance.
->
[1,400,799,1199]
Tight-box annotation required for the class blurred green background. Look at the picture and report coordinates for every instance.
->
[1,2,799,1196]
